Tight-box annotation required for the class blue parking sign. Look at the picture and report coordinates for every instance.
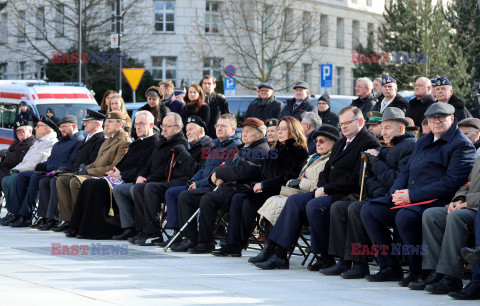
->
[321,64,333,88]
[224,77,236,90]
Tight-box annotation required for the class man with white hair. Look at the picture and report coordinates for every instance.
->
[351,77,377,119]
[434,76,472,121]
[301,111,323,155]
[405,77,436,127]
[373,76,408,113]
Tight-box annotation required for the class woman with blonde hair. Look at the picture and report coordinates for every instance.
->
[107,94,132,132]
[212,116,309,257]
[99,90,117,115]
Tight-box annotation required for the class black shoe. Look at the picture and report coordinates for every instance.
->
[212,244,242,257]
[320,260,352,276]
[10,216,31,227]
[255,254,289,270]
[188,242,215,254]
[462,246,480,265]
[51,221,70,232]
[307,255,336,271]
[127,231,143,244]
[425,275,463,294]
[408,271,444,290]
[38,219,61,231]
[247,242,274,263]
[65,228,78,238]
[170,238,197,252]
[448,282,480,300]
[0,213,17,226]
[30,217,47,229]
[112,228,136,240]
[366,266,403,282]
[155,234,178,247]
[136,234,160,246]
[341,264,370,279]
[399,272,422,287]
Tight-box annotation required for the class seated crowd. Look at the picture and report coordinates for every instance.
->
[1,74,480,300]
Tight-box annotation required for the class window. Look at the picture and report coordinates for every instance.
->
[264,5,274,37]
[302,12,312,43]
[19,61,26,80]
[154,1,175,32]
[336,18,344,48]
[203,57,224,81]
[320,15,328,46]
[284,8,294,41]
[55,4,64,36]
[17,11,26,42]
[36,7,46,39]
[367,23,375,46]
[335,66,344,95]
[303,63,311,87]
[0,63,7,80]
[352,20,360,49]
[0,14,8,44]
[111,1,124,33]
[285,62,293,88]
[205,1,220,34]
[0,103,17,129]
[152,56,177,83]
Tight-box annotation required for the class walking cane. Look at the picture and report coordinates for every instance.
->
[359,154,368,201]
[159,150,177,229]
[163,208,200,252]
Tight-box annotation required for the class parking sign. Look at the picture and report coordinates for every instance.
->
[224,77,236,96]
[321,64,333,88]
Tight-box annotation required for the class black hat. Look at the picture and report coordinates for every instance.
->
[83,109,106,121]
[258,83,274,90]
[381,107,409,126]
[59,115,77,125]
[265,118,279,128]
[293,81,309,90]
[311,124,340,142]
[46,108,54,114]
[435,76,452,87]
[39,116,59,133]
[382,76,396,85]
[424,102,455,117]
[145,87,162,98]
[19,101,28,106]
[318,94,330,107]
[458,118,480,131]
[16,119,35,129]
[186,115,206,130]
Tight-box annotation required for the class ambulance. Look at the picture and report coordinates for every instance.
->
[0,80,98,148]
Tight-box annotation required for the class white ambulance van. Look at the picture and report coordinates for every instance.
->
[0,80,98,148]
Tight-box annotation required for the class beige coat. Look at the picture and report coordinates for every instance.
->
[85,130,132,177]
[258,152,330,225]
[452,156,480,211]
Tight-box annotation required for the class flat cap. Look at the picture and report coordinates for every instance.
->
[458,118,480,131]
[106,111,127,120]
[258,83,274,90]
[59,115,77,125]
[293,81,309,90]
[381,107,409,126]
[424,102,455,117]
[241,117,267,136]
[186,115,206,130]
[83,109,106,121]
[435,76,452,87]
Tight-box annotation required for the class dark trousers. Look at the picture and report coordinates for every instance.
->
[361,201,425,273]
[178,190,225,243]
[164,185,188,229]
[9,172,41,218]
[132,182,170,236]
[269,193,333,254]
[329,201,370,264]
[473,209,480,284]
[37,176,59,220]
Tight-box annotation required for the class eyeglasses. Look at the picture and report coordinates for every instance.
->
[259,89,271,93]
[134,122,148,127]
[36,124,48,129]
[160,124,178,129]
[427,115,449,123]
[215,124,230,129]
[318,102,327,105]
[339,119,358,127]
[315,139,330,144]
[16,129,26,133]
[355,86,367,89]
[59,124,73,130]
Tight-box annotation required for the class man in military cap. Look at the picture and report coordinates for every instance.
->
[373,76,408,113]
[435,76,472,121]
[13,101,39,138]
[245,83,284,121]
[458,118,480,159]
[366,111,383,141]
[280,81,315,121]
[361,102,475,284]
[57,111,131,234]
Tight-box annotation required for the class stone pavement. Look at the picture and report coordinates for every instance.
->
[0,218,477,305]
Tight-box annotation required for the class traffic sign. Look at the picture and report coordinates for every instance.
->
[111,34,119,49]
[122,68,145,91]
[225,65,236,77]
[224,77,236,96]
[321,64,333,88]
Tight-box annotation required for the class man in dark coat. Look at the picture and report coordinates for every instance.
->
[14,101,38,134]
[38,110,107,232]
[173,117,270,253]
[251,106,379,269]
[320,107,416,279]
[0,121,35,190]
[469,93,480,119]
[435,76,472,121]
[373,76,408,113]
[317,94,339,127]
[405,77,436,127]
[301,111,323,155]
[245,83,284,121]
[128,112,194,245]
[64,111,160,239]
[350,77,377,119]
[46,108,60,126]
[361,102,475,283]
[159,80,185,115]
[279,81,316,121]
[8,116,84,227]
[203,75,230,138]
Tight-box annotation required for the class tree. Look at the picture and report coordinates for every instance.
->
[352,31,384,80]
[187,0,326,91]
